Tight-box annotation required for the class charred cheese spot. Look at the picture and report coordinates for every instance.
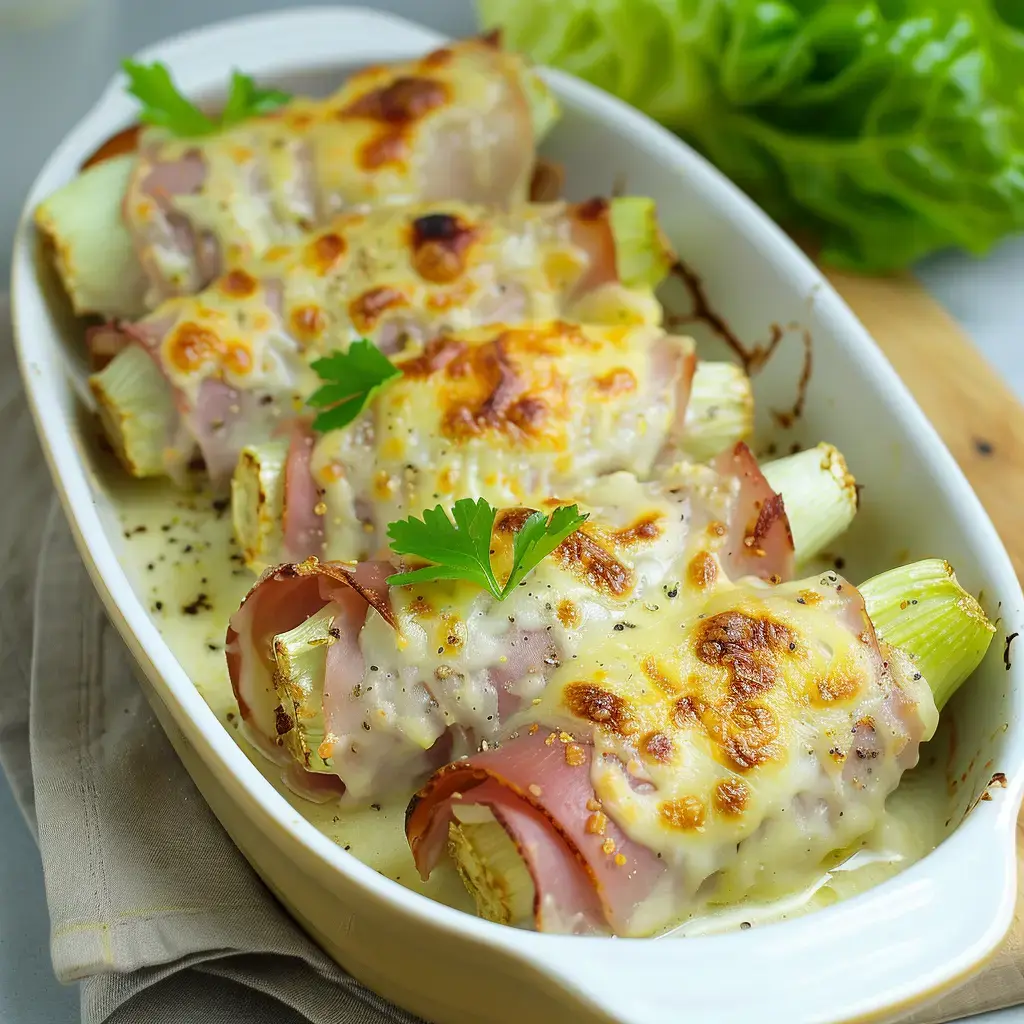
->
[421,46,453,68]
[411,213,477,285]
[373,470,397,499]
[673,694,780,771]
[426,279,477,312]
[398,337,466,378]
[274,704,294,736]
[713,777,749,816]
[563,681,636,736]
[553,531,633,597]
[815,671,861,704]
[359,129,408,170]
[290,304,326,341]
[658,795,706,831]
[643,731,674,764]
[409,595,434,617]
[219,268,258,298]
[167,322,218,373]
[707,521,728,539]
[721,704,780,770]
[349,286,408,333]
[441,337,562,444]
[564,743,587,767]
[437,613,467,653]
[223,342,253,376]
[642,656,680,696]
[694,610,795,700]
[557,599,581,629]
[688,551,718,591]
[593,368,637,397]
[611,516,662,547]
[306,233,347,275]
[799,589,823,607]
[342,76,450,123]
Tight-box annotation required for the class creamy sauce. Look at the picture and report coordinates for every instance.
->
[109,472,948,935]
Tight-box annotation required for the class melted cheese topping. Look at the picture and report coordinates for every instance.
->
[318,469,754,802]
[128,38,540,298]
[311,323,694,560]
[527,572,938,935]
[142,201,655,404]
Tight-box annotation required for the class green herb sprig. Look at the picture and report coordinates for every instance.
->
[307,340,402,433]
[122,60,291,137]
[386,498,588,601]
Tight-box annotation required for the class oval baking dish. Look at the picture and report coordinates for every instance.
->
[11,7,1024,1023]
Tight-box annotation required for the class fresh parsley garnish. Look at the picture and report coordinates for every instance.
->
[307,340,402,432]
[386,498,589,601]
[122,60,291,137]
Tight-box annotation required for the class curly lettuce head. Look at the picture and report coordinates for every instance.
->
[479,0,1024,272]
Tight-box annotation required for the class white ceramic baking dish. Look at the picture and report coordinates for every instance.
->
[12,7,1024,1022]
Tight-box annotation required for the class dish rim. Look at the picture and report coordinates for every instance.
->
[11,7,1024,1022]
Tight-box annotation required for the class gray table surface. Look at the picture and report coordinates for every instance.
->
[2,1,1023,1021]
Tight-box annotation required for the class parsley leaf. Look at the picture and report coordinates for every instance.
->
[121,60,290,138]
[307,340,402,433]
[386,498,589,601]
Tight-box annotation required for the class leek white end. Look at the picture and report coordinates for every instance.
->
[681,361,754,461]
[231,440,288,573]
[89,345,177,478]
[34,155,147,319]
[609,196,676,290]
[763,443,858,566]
[523,67,561,143]
[272,605,338,772]
[861,558,995,711]
[448,805,535,927]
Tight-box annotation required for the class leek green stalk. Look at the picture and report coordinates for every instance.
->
[861,558,995,711]
[762,443,858,568]
[681,361,754,462]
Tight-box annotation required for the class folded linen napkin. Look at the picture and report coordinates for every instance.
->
[0,297,1020,1024]
[0,300,418,1024]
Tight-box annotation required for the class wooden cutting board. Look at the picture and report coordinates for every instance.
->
[823,269,1024,1023]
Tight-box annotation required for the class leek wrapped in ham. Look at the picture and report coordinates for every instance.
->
[35,35,557,317]
[406,559,994,936]
[233,321,757,569]
[224,448,872,804]
[88,195,678,484]
[225,469,800,801]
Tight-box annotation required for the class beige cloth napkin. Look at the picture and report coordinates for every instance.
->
[0,297,1020,1023]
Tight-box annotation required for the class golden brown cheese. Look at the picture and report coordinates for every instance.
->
[525,571,938,935]
[128,37,545,298]
[311,323,694,560]
[140,199,658,404]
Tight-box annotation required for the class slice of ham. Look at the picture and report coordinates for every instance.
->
[566,198,619,299]
[407,730,667,935]
[225,558,394,765]
[281,420,325,561]
[714,441,794,582]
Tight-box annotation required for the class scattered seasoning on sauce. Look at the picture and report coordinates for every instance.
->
[1004,632,1018,671]
[974,438,995,456]
[182,593,213,615]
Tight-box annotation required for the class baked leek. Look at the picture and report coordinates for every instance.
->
[89,344,179,477]
[443,559,995,927]
[33,155,148,319]
[231,440,288,571]
[861,558,995,711]
[762,443,858,568]
[681,361,754,462]
[271,605,338,772]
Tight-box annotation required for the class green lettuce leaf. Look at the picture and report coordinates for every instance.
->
[479,0,1024,272]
